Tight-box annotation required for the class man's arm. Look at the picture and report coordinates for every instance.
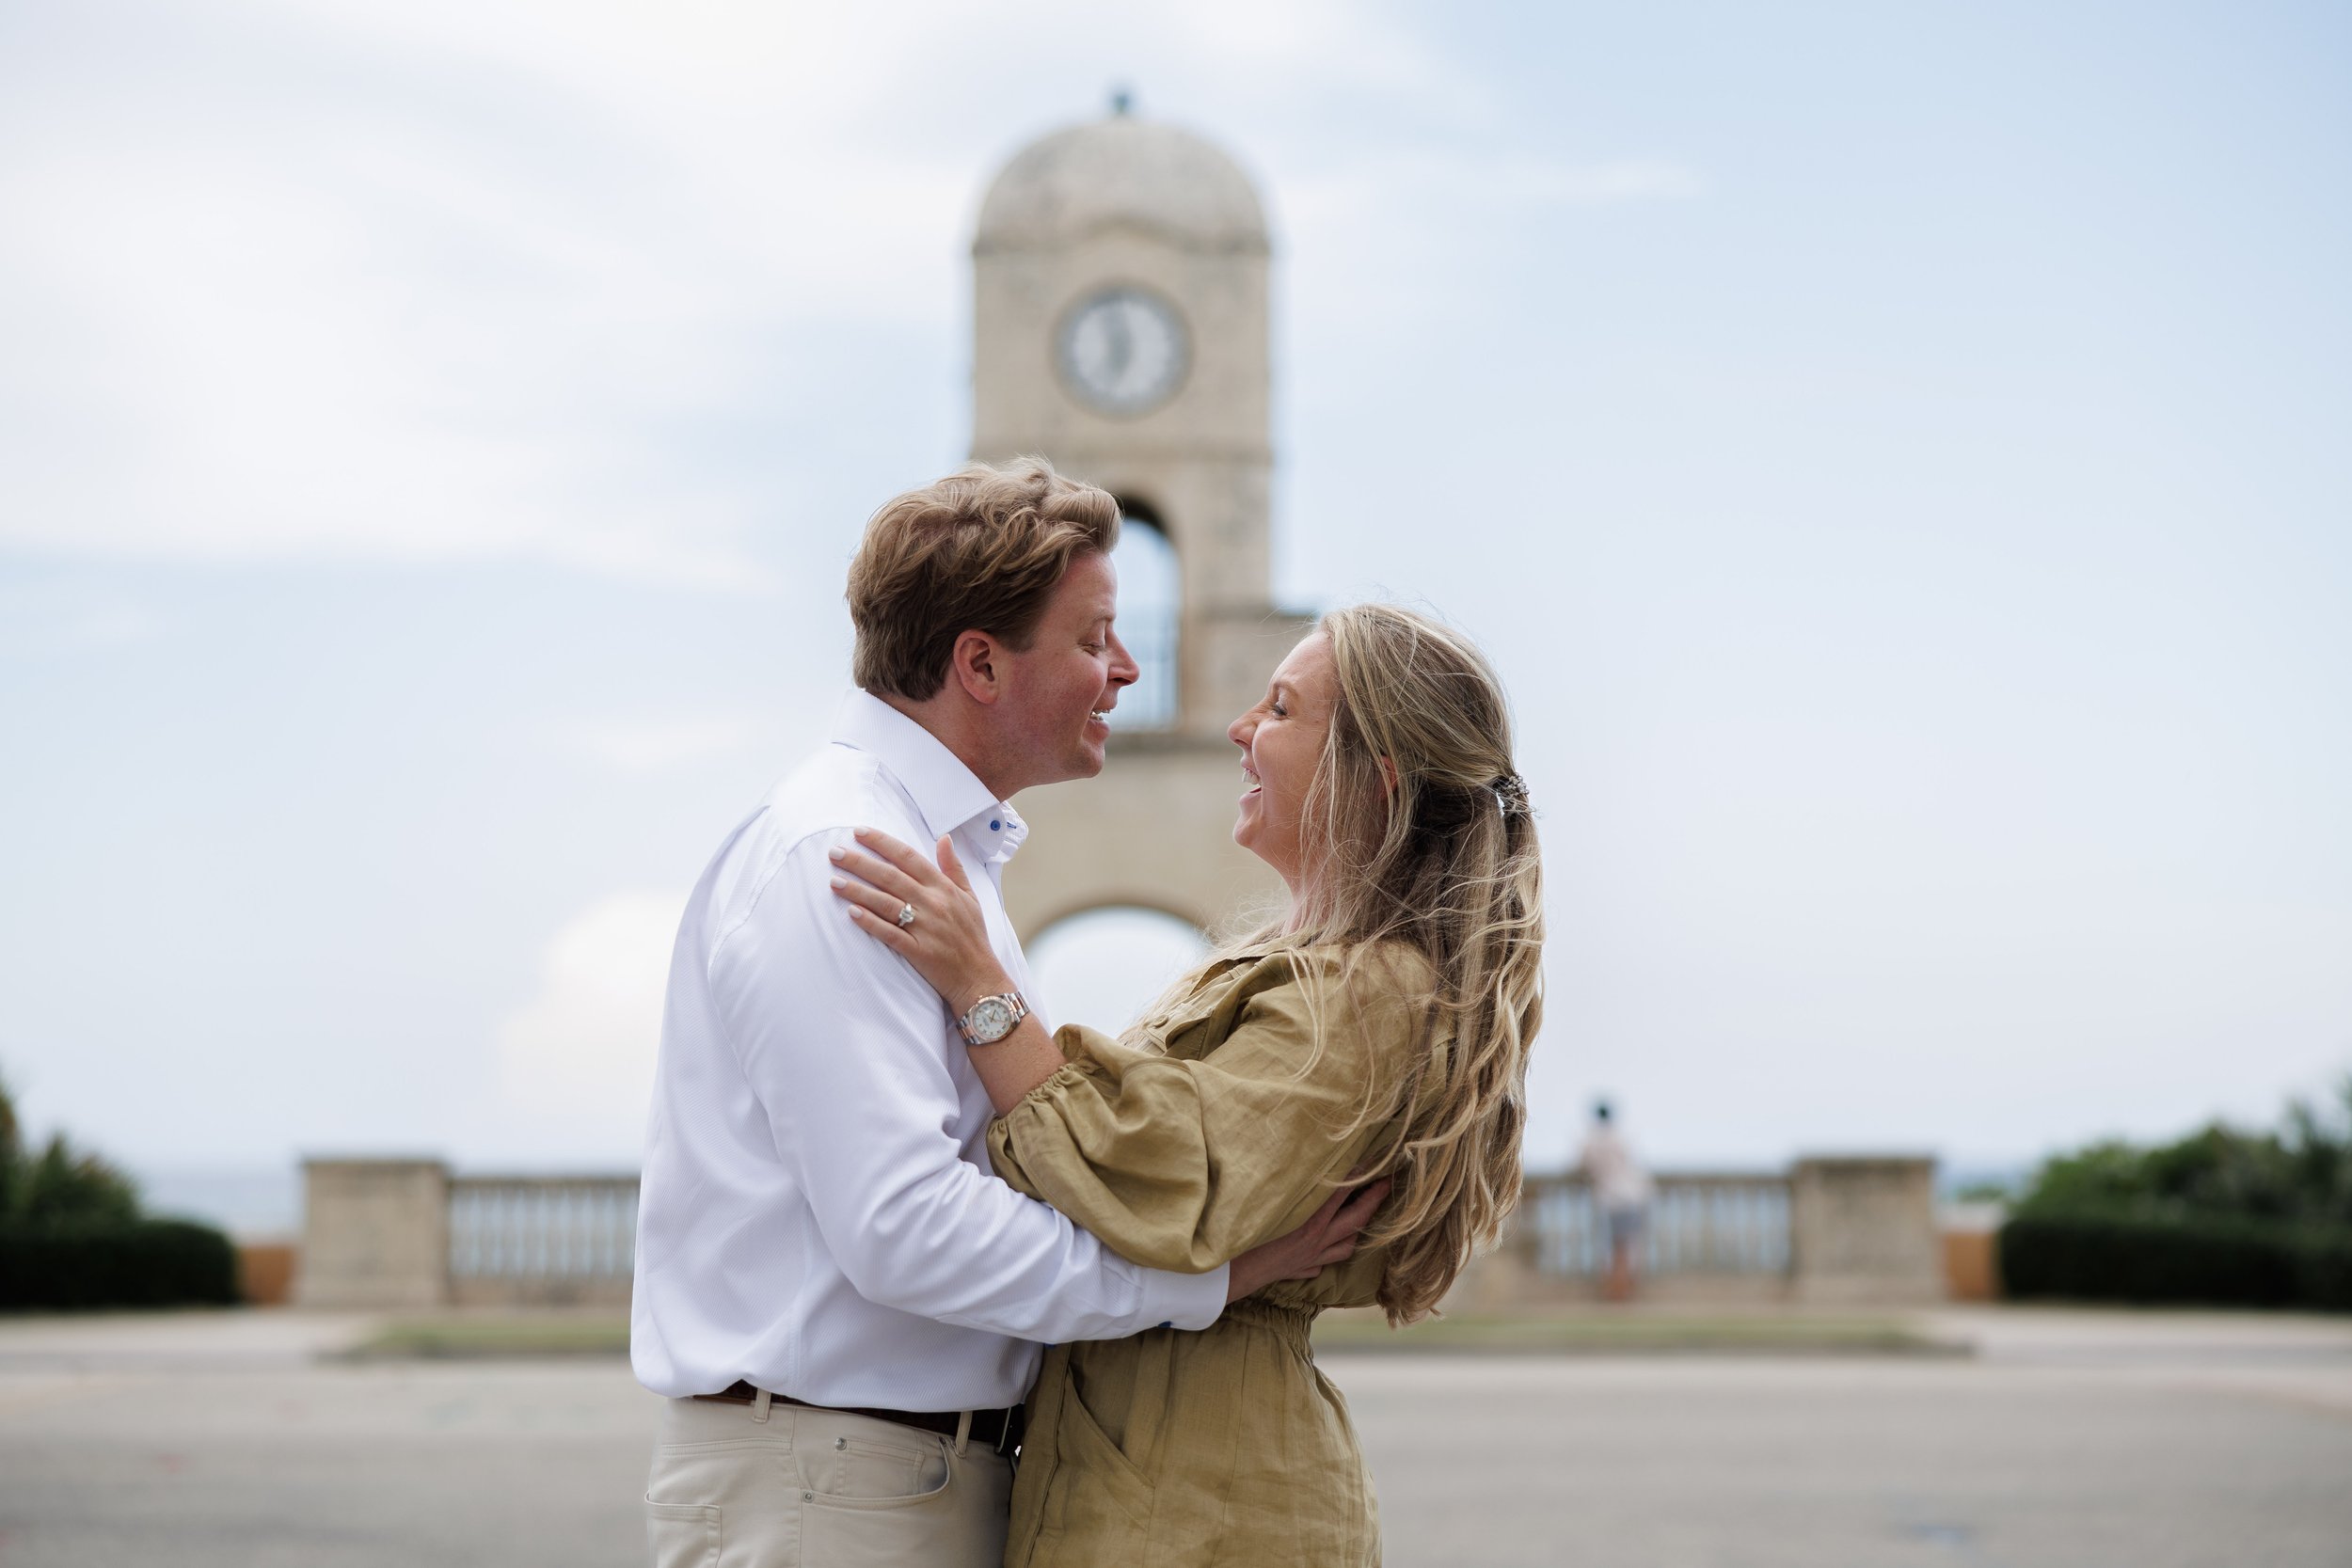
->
[709,830,1229,1342]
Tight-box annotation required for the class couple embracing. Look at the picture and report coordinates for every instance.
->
[631,459,1544,1567]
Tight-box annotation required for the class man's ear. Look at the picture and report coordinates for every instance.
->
[949,629,1003,705]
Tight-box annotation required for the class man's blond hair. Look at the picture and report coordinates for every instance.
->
[846,459,1121,701]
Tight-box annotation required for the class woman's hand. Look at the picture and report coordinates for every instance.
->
[1225,1179,1391,1302]
[829,828,1009,1013]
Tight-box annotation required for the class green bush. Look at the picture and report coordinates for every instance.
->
[2000,1212,2352,1312]
[2297,1227,2352,1312]
[2013,1079,2352,1230]
[0,1220,240,1310]
[0,1071,233,1312]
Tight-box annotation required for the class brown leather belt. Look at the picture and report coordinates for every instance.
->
[692,1380,1024,1454]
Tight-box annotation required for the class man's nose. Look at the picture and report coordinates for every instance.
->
[1106,627,1140,689]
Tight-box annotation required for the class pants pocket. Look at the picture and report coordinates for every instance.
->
[644,1499,720,1568]
[814,1433,950,1501]
[799,1447,1008,1568]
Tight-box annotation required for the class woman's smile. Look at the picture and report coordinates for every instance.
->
[1227,632,1337,890]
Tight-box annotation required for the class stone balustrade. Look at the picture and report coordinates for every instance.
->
[297,1153,1942,1310]
[448,1175,639,1307]
[1457,1157,1942,1309]
[296,1161,636,1309]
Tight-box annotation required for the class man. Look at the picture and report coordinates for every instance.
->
[631,460,1375,1567]
[1578,1100,1654,1303]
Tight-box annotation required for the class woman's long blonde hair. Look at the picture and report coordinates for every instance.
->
[1220,603,1544,1324]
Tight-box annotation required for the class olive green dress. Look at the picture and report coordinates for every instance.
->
[984,941,1439,1568]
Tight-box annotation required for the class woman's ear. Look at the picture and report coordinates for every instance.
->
[1376,755,1399,799]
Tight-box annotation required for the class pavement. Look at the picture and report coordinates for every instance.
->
[0,1306,2346,1566]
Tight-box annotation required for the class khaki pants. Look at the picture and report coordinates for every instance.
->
[645,1394,1012,1568]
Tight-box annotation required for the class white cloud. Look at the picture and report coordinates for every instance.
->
[0,1,970,580]
[497,889,686,1140]
[0,0,1684,580]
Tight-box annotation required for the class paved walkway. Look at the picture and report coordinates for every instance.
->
[0,1307,2345,1566]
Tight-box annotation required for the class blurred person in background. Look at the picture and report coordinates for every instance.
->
[630,460,1374,1568]
[831,602,1545,1567]
[1580,1099,1654,1302]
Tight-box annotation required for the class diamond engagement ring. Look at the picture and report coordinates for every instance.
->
[896,903,917,929]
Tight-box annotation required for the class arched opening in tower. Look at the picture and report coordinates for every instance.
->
[1026,904,1209,1037]
[1108,497,1178,731]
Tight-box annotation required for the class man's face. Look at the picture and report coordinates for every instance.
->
[992,550,1137,792]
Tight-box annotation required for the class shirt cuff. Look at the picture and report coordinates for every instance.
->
[1137,1258,1228,1332]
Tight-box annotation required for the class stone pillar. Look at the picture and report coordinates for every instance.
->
[1788,1156,1943,1305]
[294,1158,451,1309]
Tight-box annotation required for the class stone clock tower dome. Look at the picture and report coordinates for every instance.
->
[972,107,1311,940]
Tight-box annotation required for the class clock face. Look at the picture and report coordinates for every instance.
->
[1057,285,1189,417]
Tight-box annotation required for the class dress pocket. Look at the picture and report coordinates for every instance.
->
[643,1499,720,1568]
[1052,1375,1154,1528]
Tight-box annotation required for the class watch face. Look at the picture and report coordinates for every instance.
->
[1057,285,1189,417]
[969,997,1015,1040]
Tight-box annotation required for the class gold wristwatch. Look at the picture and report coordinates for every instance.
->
[956,991,1029,1046]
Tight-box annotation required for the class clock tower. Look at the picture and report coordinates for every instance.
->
[971,106,1311,940]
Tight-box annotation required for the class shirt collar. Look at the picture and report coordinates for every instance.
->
[829,690,1027,863]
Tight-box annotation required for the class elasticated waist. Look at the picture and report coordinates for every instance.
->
[1223,1297,1319,1354]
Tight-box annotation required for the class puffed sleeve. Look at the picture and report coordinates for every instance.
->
[984,946,1434,1274]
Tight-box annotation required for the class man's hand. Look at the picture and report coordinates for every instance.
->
[1225,1179,1391,1303]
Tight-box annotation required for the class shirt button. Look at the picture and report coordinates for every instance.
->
[990,819,1002,832]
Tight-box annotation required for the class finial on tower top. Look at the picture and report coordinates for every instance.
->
[1109,86,1134,117]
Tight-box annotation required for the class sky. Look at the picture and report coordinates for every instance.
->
[3,0,2348,1214]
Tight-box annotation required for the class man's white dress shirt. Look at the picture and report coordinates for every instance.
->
[631,691,1228,1410]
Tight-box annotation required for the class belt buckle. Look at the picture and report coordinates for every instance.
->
[993,1403,1026,1461]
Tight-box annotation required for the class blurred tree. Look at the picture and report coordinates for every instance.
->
[0,1069,237,1310]
[2018,1077,2352,1227]
[17,1135,141,1227]
[2283,1079,2352,1225]
[0,1072,143,1227]
[0,1071,17,1216]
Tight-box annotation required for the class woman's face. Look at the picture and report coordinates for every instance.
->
[1229,632,1338,892]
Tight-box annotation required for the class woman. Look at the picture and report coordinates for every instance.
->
[827,603,1543,1566]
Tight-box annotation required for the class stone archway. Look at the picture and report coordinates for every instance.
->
[1026,903,1212,1035]
[1107,496,1180,732]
